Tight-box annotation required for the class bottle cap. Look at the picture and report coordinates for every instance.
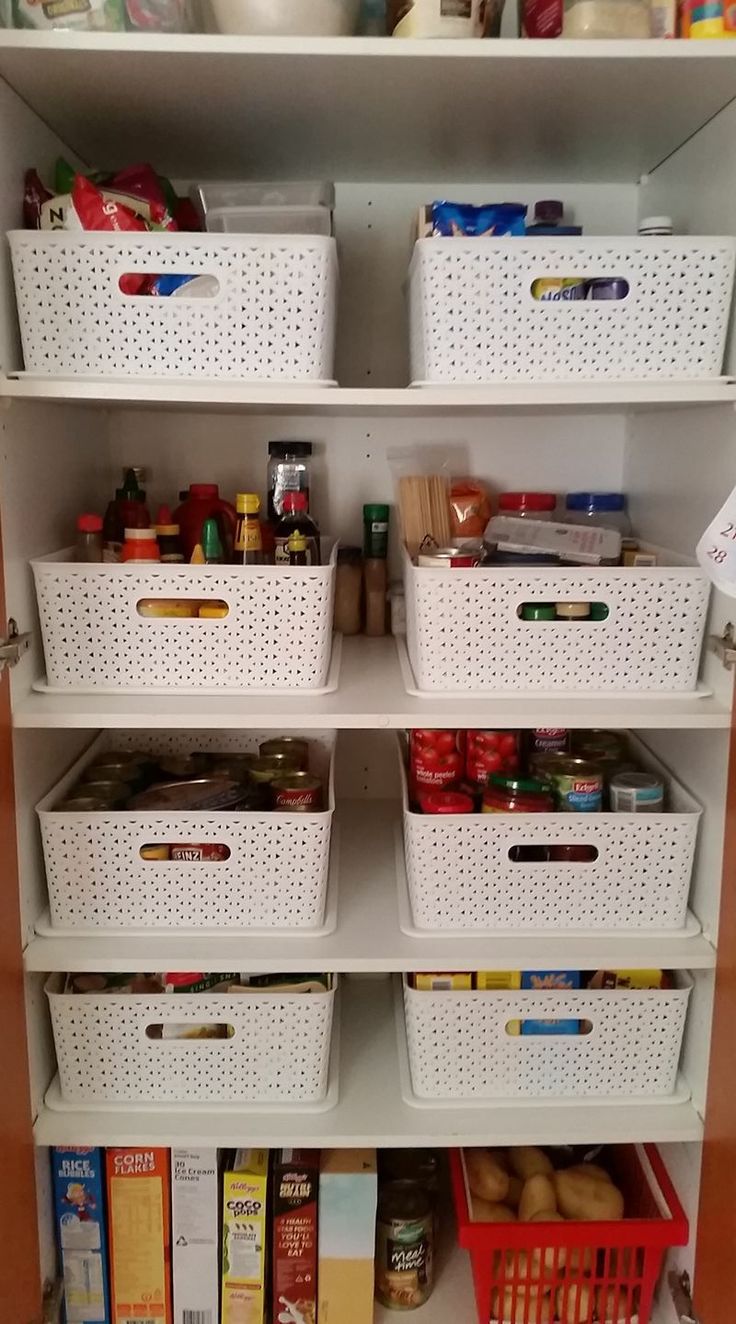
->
[236,493,261,515]
[488,775,553,794]
[363,503,390,521]
[556,601,591,619]
[77,513,103,534]
[201,517,223,560]
[154,504,180,536]
[522,603,556,620]
[268,441,312,457]
[120,468,146,501]
[638,216,673,234]
[189,483,219,499]
[534,199,564,223]
[124,527,157,541]
[283,491,308,514]
[566,492,626,513]
[288,530,308,552]
[499,492,556,512]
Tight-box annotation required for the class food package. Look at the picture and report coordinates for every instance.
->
[106,1149,172,1324]
[413,972,473,990]
[450,479,493,539]
[427,200,527,237]
[485,514,622,566]
[222,1150,269,1324]
[172,1150,219,1324]
[273,1150,319,1324]
[125,0,191,29]
[52,1147,111,1324]
[586,970,671,989]
[389,0,504,35]
[521,971,581,1036]
[6,0,125,27]
[520,0,562,35]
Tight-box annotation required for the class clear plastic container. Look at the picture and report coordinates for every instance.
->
[562,0,651,35]
[498,492,557,521]
[565,492,632,539]
[206,206,333,237]
[191,181,335,221]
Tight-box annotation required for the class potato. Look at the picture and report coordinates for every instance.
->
[492,1288,553,1323]
[554,1169,624,1222]
[564,1162,613,1185]
[528,1211,568,1274]
[565,1245,595,1277]
[472,1196,517,1224]
[519,1174,557,1222]
[501,1249,543,1290]
[465,1148,510,1203]
[506,1174,524,1209]
[509,1146,555,1182]
[597,1284,635,1323]
[556,1282,594,1324]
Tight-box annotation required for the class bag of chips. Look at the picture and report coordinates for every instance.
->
[9,0,125,29]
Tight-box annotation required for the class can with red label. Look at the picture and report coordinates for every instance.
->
[271,772,323,812]
[419,790,475,815]
[466,730,521,789]
[170,843,230,861]
[529,728,570,756]
[409,730,466,802]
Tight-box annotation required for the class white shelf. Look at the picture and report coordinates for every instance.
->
[33,976,704,1148]
[0,35,735,181]
[23,800,717,973]
[12,637,732,729]
[4,378,736,414]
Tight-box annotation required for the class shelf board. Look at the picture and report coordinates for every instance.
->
[0,35,735,181]
[23,800,717,973]
[32,976,704,1148]
[4,378,736,414]
[13,636,733,730]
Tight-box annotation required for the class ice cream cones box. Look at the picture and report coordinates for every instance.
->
[172,1149,219,1324]
[318,1149,378,1324]
[222,1149,269,1324]
[52,1146,110,1324]
[106,1148,172,1324]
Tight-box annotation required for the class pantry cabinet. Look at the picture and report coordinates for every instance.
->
[2,27,736,1324]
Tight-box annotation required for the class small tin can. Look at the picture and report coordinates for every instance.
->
[375,1180,434,1311]
[271,772,323,812]
[78,779,129,808]
[417,545,480,568]
[156,752,212,781]
[259,737,310,770]
[210,753,258,783]
[546,757,603,813]
[81,759,142,787]
[169,843,232,861]
[128,777,249,812]
[57,796,110,812]
[250,754,302,785]
[610,772,665,813]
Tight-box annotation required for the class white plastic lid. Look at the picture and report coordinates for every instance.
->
[638,216,673,233]
[124,528,157,540]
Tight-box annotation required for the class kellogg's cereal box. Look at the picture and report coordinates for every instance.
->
[52,1146,110,1324]
[222,1150,269,1324]
[272,1150,318,1324]
[106,1148,172,1324]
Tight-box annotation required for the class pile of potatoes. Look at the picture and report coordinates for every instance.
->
[464,1146,633,1324]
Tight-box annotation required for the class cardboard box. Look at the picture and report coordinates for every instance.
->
[106,1148,172,1324]
[521,970,581,1035]
[222,1149,269,1324]
[272,1150,318,1324]
[172,1149,219,1324]
[414,973,473,991]
[52,1147,110,1324]
[318,1150,377,1324]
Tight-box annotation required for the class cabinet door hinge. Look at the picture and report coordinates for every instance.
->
[0,618,30,671]
[669,1270,701,1324]
[708,622,736,671]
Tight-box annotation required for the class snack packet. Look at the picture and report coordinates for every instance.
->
[9,0,125,29]
[125,0,190,29]
[450,479,493,539]
[430,201,527,237]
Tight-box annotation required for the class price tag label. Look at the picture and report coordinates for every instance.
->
[697,484,736,598]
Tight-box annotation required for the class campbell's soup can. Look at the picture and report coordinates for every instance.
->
[529,728,570,756]
[409,730,466,802]
[271,772,323,812]
[466,730,521,788]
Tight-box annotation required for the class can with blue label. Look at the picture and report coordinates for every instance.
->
[610,772,665,813]
[547,757,603,812]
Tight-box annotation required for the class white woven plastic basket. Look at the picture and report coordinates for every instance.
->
[47,972,337,1105]
[38,730,335,932]
[403,551,710,694]
[9,230,337,381]
[401,974,692,1102]
[399,736,701,933]
[409,236,736,383]
[32,547,337,692]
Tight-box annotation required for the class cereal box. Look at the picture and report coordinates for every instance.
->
[521,970,581,1035]
[221,1149,269,1324]
[106,1148,172,1324]
[272,1150,319,1324]
[52,1146,110,1324]
[172,1149,219,1324]
[318,1150,377,1324]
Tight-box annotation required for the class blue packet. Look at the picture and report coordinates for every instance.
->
[521,970,581,1036]
[431,200,527,238]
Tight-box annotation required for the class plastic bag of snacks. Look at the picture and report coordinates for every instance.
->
[124,0,191,29]
[2,0,126,28]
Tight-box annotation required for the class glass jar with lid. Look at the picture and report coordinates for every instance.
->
[564,492,632,539]
[562,0,650,36]
[498,492,558,521]
[267,440,313,523]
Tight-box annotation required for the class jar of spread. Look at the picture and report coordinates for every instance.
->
[375,1180,434,1311]
[482,775,554,814]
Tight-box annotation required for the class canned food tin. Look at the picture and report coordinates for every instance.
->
[128,777,249,812]
[546,758,603,813]
[418,790,474,815]
[529,728,570,756]
[375,1180,434,1311]
[209,754,258,783]
[57,796,111,812]
[417,545,480,568]
[271,772,323,812]
[81,759,142,787]
[466,729,520,788]
[157,752,212,780]
[610,772,665,813]
[531,277,587,301]
[259,737,310,769]
[572,730,627,760]
[250,754,302,785]
[169,843,231,861]
[78,779,129,808]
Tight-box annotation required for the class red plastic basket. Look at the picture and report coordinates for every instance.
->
[450,1145,688,1324]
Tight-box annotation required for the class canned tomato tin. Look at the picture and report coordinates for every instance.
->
[128,778,249,812]
[250,754,302,785]
[259,737,310,769]
[547,758,603,813]
[466,729,520,788]
[419,789,474,815]
[610,772,665,813]
[409,730,466,802]
[271,772,323,812]
[375,1180,434,1311]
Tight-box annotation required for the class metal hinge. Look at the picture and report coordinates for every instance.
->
[669,1270,701,1324]
[0,618,30,671]
[708,622,736,670]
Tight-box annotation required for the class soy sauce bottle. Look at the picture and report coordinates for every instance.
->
[274,491,321,566]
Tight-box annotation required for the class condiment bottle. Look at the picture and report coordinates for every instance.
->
[76,513,103,563]
[267,440,312,523]
[234,493,264,566]
[202,517,224,565]
[103,467,150,562]
[288,530,309,566]
[275,491,321,566]
[174,483,237,562]
[334,547,363,636]
[363,503,389,637]
[122,528,161,563]
[154,505,184,564]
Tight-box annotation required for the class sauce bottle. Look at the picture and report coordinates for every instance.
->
[363,503,389,637]
[288,530,309,566]
[103,468,150,562]
[202,517,224,565]
[154,506,184,564]
[274,491,321,566]
[234,493,264,566]
[174,483,237,562]
[122,528,160,563]
[76,513,104,563]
